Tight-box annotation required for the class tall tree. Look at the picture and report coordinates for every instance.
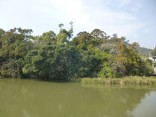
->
[57,22,73,44]
[0,28,33,78]
[90,29,107,39]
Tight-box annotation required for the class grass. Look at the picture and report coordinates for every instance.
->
[81,76,156,86]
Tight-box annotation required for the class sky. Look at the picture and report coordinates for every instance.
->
[0,0,156,49]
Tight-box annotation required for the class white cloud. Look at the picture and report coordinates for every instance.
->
[0,0,153,48]
[71,0,145,38]
[48,0,83,19]
[0,0,143,34]
[119,0,132,5]
[131,2,143,12]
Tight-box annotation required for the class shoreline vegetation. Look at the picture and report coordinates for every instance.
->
[0,25,156,81]
[1,76,156,87]
[81,77,156,86]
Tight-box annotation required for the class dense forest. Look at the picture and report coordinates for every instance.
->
[0,23,154,81]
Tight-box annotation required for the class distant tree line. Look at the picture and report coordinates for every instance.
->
[0,23,154,81]
[137,47,152,57]
[152,47,156,56]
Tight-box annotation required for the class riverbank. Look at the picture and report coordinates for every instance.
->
[81,77,156,86]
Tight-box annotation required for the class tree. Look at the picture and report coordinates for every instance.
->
[151,47,156,56]
[129,42,140,51]
[58,23,64,30]
[71,31,93,50]
[35,31,56,45]
[0,28,33,78]
[57,29,71,44]
[23,45,82,81]
[0,26,153,79]
[0,28,5,38]
[0,28,5,49]
[57,22,73,44]
[90,29,107,39]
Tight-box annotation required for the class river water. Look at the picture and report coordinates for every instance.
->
[0,78,156,117]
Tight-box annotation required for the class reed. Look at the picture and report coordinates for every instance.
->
[81,77,156,86]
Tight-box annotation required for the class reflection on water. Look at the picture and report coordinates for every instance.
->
[0,79,156,117]
[132,91,156,117]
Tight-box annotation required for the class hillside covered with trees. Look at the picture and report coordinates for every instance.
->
[151,47,156,56]
[137,47,152,57]
[0,24,154,81]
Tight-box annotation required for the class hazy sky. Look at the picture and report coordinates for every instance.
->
[0,0,156,49]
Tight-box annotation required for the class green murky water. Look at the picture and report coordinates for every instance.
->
[0,79,156,117]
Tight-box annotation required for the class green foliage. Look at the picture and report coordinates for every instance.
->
[151,47,156,56]
[0,26,154,81]
[57,29,70,44]
[71,31,93,50]
[57,22,73,45]
[0,28,33,78]
[1,59,18,78]
[81,77,156,86]
[78,50,101,77]
[23,45,82,81]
